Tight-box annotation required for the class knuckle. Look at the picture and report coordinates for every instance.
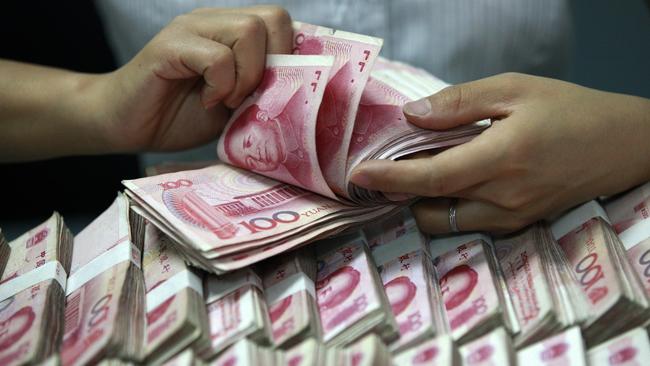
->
[170,13,193,27]
[237,15,267,38]
[435,84,469,114]
[500,189,531,211]
[256,5,292,25]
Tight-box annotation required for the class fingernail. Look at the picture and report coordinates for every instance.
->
[403,98,431,117]
[350,171,372,188]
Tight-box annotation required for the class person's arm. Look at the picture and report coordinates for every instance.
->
[350,73,650,233]
[0,5,293,162]
[0,60,111,161]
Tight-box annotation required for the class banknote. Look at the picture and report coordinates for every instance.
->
[459,327,514,366]
[142,223,208,364]
[587,327,650,365]
[516,326,587,366]
[0,213,72,366]
[261,250,320,348]
[604,181,650,234]
[316,236,397,346]
[430,234,513,344]
[61,194,145,366]
[202,268,271,357]
[217,54,335,198]
[292,21,383,195]
[392,336,457,366]
[379,248,446,352]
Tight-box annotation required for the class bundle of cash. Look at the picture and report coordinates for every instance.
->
[123,22,487,276]
[551,201,649,345]
[362,208,416,250]
[604,181,650,233]
[325,333,392,366]
[0,212,72,365]
[587,327,650,365]
[429,233,518,345]
[392,336,457,366]
[371,221,447,352]
[605,182,650,305]
[315,234,397,347]
[495,225,586,348]
[60,193,146,365]
[459,327,515,366]
[142,223,209,364]
[516,326,587,366]
[211,338,274,366]
[260,249,320,348]
[202,268,272,358]
[282,338,327,366]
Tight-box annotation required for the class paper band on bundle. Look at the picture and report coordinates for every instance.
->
[265,271,316,305]
[619,218,650,250]
[146,269,203,312]
[372,228,427,265]
[429,232,492,260]
[550,200,610,240]
[205,269,262,304]
[0,260,67,302]
[66,240,141,296]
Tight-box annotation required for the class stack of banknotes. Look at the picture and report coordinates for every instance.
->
[4,21,650,366]
[122,21,489,275]
[2,191,650,365]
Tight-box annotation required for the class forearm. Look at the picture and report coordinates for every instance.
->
[0,59,112,162]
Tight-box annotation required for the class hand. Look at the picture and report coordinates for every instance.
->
[350,73,650,233]
[96,6,293,153]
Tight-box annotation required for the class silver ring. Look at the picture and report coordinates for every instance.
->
[448,198,459,232]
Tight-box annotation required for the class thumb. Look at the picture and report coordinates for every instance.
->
[403,73,521,130]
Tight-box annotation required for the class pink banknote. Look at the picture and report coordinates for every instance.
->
[460,327,513,366]
[392,336,455,366]
[557,218,621,322]
[293,22,383,195]
[262,256,316,346]
[380,249,435,350]
[143,223,201,356]
[433,239,500,341]
[605,182,650,234]
[217,54,335,198]
[516,327,587,366]
[316,239,382,343]
[588,327,650,365]
[494,231,554,340]
[124,163,350,254]
[61,263,131,366]
[0,213,61,280]
[626,237,650,299]
[0,280,57,366]
[70,195,132,274]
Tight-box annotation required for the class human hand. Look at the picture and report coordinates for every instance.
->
[350,73,650,233]
[94,6,293,153]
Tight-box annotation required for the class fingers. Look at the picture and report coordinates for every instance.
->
[411,198,532,234]
[350,135,501,197]
[181,13,267,108]
[171,36,236,108]
[403,73,526,130]
[241,5,293,53]
[192,5,293,54]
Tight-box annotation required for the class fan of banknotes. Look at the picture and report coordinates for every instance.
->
[3,21,650,366]
[123,21,488,275]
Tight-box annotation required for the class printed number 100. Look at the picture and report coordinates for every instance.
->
[238,211,300,234]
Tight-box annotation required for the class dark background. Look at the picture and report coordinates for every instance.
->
[1,0,649,239]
